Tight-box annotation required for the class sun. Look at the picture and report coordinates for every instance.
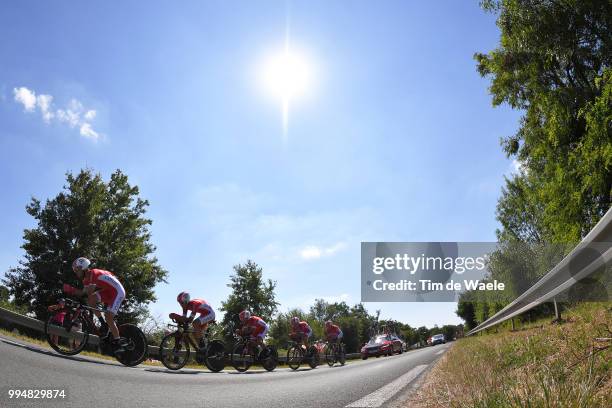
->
[259,45,313,138]
[262,51,311,100]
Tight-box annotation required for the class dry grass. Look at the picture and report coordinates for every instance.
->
[407,302,611,408]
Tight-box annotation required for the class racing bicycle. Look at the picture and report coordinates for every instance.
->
[324,340,346,366]
[159,313,226,372]
[286,338,320,370]
[44,297,148,367]
[230,326,278,372]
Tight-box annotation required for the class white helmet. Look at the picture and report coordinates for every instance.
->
[291,316,299,326]
[177,292,191,307]
[72,257,91,274]
[239,310,251,322]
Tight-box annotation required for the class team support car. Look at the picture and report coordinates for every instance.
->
[431,333,446,345]
[361,334,403,359]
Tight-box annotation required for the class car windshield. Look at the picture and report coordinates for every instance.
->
[367,336,387,345]
[433,334,444,339]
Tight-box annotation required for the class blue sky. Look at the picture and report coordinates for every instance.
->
[0,1,521,328]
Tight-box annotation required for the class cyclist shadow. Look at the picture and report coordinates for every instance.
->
[1,337,125,368]
[143,368,207,375]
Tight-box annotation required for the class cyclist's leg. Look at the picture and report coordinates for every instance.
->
[88,292,104,321]
[104,287,125,341]
[193,310,214,343]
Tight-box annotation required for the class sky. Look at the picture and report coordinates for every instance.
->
[0,1,522,328]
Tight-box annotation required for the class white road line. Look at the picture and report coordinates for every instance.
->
[435,349,446,355]
[345,364,428,407]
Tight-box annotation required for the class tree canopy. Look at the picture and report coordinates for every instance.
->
[458,0,611,328]
[3,169,168,322]
[219,260,279,329]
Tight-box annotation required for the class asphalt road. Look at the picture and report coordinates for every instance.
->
[0,335,450,408]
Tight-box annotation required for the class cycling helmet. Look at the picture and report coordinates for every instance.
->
[239,310,251,322]
[290,316,299,325]
[177,291,191,307]
[72,257,91,277]
[325,320,332,327]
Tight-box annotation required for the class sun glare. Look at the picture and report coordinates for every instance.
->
[259,46,313,139]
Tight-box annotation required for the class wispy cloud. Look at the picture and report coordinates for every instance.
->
[299,242,348,260]
[13,86,101,141]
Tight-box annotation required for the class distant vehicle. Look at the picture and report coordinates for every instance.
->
[431,333,446,345]
[361,334,403,359]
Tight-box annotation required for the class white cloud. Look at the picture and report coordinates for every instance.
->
[13,87,37,111]
[299,241,347,260]
[12,86,101,141]
[300,246,322,260]
[79,123,99,140]
[84,110,96,120]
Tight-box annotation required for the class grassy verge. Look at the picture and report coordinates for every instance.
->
[408,302,611,407]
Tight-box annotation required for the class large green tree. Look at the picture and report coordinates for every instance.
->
[477,0,611,243]
[457,0,611,330]
[219,260,279,331]
[2,169,167,322]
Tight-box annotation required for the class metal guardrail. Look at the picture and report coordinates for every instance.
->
[467,206,612,336]
[0,307,361,363]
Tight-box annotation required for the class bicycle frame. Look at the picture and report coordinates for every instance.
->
[166,320,210,350]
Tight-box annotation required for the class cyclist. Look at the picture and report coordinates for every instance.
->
[173,292,215,344]
[324,320,343,344]
[237,310,268,354]
[290,316,313,348]
[62,257,127,353]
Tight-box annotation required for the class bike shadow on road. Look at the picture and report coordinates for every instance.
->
[143,368,206,375]
[0,337,124,369]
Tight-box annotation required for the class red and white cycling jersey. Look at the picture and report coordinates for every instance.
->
[243,316,268,339]
[185,298,213,316]
[293,321,313,338]
[184,298,215,325]
[325,324,343,339]
[83,269,125,315]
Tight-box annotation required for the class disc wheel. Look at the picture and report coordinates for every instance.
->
[116,324,148,367]
[204,340,226,373]
[261,346,278,372]
[160,332,190,370]
[45,313,88,355]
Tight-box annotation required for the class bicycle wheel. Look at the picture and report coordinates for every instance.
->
[204,340,226,373]
[325,343,336,367]
[45,313,88,355]
[261,345,278,372]
[116,324,149,367]
[307,345,320,369]
[287,345,303,370]
[339,344,346,366]
[231,341,253,372]
[160,331,190,370]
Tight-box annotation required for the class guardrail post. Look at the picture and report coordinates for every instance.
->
[553,297,561,322]
[511,318,515,331]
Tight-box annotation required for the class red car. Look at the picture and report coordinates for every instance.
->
[361,334,404,359]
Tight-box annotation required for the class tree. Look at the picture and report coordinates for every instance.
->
[2,169,167,322]
[477,0,611,243]
[0,285,8,302]
[220,260,279,331]
[455,0,612,329]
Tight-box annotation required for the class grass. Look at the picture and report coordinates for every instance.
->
[408,302,611,408]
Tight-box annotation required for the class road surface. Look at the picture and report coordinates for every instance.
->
[0,335,450,408]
